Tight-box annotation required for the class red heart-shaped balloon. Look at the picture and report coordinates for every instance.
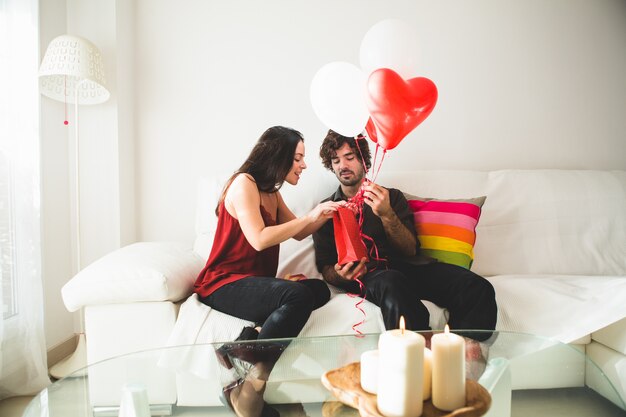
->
[366,68,438,151]
[365,117,378,143]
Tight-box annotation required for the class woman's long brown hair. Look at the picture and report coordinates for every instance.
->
[216,126,304,215]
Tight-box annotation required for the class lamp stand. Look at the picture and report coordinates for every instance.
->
[73,79,84,274]
[40,35,110,379]
[49,79,88,379]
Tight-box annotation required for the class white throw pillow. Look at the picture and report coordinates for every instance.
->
[62,242,205,312]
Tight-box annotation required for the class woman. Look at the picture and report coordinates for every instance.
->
[194,126,339,417]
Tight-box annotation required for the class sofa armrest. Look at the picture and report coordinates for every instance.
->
[62,242,204,312]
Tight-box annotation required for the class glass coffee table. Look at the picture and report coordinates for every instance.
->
[23,331,625,417]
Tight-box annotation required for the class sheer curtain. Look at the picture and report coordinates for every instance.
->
[0,0,50,400]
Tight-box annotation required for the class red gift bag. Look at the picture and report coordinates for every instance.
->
[333,207,369,265]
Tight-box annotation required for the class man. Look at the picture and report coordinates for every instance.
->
[313,130,497,339]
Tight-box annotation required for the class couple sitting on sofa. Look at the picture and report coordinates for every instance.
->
[194,125,497,416]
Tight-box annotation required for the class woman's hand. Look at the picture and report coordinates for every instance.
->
[306,200,342,223]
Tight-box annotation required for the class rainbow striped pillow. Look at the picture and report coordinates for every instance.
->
[404,194,486,269]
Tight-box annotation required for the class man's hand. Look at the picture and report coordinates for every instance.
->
[362,182,417,257]
[334,257,368,280]
[362,182,393,219]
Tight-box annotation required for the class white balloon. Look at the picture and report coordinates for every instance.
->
[310,61,369,137]
[360,19,420,79]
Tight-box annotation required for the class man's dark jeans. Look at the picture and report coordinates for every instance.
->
[338,261,497,340]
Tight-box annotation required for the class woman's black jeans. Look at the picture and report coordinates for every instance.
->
[200,277,330,340]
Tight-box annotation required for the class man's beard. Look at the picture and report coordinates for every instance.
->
[336,169,363,186]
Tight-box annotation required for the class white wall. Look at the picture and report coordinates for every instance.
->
[134,0,626,245]
[40,0,626,347]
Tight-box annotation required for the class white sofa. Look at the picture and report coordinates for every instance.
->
[62,169,626,413]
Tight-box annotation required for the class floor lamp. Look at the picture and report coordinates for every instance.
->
[39,34,110,378]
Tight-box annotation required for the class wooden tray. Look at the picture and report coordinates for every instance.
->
[321,362,491,417]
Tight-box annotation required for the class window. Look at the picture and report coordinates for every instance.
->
[0,153,18,320]
[0,0,50,398]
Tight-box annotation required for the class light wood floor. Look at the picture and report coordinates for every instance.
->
[0,396,33,417]
[512,388,625,417]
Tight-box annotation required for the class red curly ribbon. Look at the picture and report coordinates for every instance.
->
[347,276,367,336]
[344,136,389,335]
[353,136,387,267]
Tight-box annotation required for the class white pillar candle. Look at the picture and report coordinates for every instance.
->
[360,349,379,394]
[377,317,425,417]
[423,347,432,400]
[431,325,466,411]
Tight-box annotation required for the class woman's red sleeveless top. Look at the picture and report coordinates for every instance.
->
[194,202,279,298]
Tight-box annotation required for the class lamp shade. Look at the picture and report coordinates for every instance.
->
[39,35,110,105]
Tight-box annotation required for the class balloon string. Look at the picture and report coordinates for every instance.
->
[347,277,366,336]
[372,149,386,183]
[345,191,369,335]
[360,229,386,265]
[346,135,388,334]
[372,143,379,180]
[346,198,386,335]
[356,199,387,267]
[348,137,388,267]
[354,135,369,177]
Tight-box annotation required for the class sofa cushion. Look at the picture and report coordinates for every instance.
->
[473,170,626,276]
[404,193,486,269]
[62,242,204,312]
[487,274,626,344]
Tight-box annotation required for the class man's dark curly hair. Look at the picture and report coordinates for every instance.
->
[319,130,371,171]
